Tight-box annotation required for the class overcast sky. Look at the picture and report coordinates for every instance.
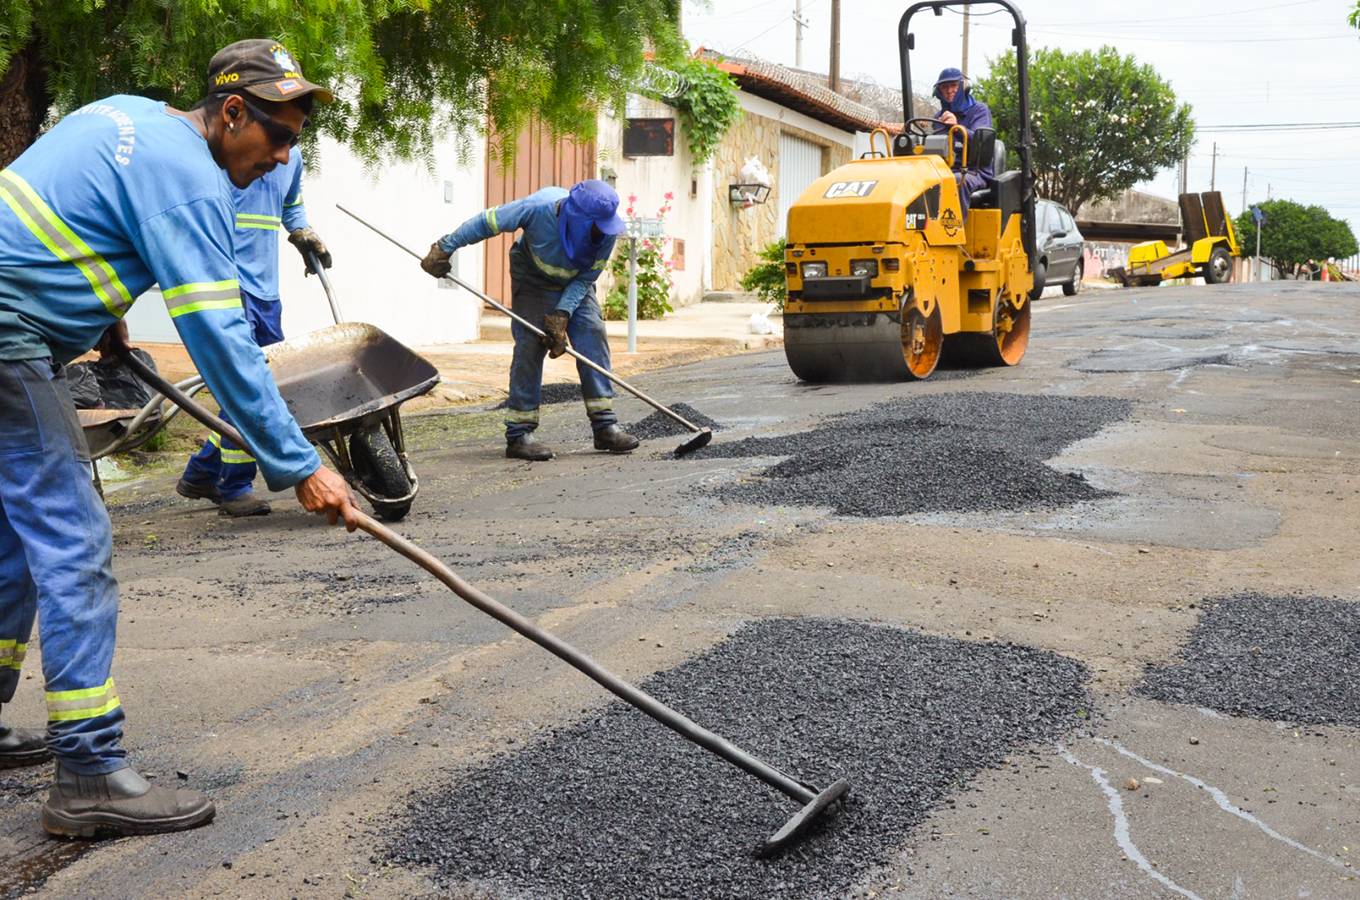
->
[682,0,1360,225]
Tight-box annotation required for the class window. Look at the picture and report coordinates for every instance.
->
[623,118,675,157]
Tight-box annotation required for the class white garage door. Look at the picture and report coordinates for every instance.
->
[778,133,825,239]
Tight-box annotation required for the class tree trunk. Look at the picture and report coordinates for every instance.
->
[0,40,52,169]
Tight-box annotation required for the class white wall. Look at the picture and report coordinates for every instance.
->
[597,99,713,306]
[124,132,486,347]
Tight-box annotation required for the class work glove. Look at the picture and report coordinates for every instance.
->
[288,226,332,275]
[541,310,570,359]
[421,242,453,279]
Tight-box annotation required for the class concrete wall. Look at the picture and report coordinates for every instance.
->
[124,132,486,347]
[595,97,712,308]
[708,92,856,292]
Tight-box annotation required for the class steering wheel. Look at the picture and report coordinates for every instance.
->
[905,116,941,140]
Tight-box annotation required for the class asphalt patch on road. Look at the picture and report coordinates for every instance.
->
[1136,593,1360,727]
[381,617,1090,900]
[492,382,582,409]
[692,392,1130,517]
[626,402,721,441]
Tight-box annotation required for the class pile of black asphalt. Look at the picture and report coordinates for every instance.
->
[382,617,1090,900]
[493,382,583,409]
[626,402,722,441]
[691,392,1131,517]
[1137,593,1360,727]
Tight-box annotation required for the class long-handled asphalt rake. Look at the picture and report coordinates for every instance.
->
[116,348,847,855]
[336,203,714,458]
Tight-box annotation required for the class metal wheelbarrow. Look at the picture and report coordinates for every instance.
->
[265,321,439,522]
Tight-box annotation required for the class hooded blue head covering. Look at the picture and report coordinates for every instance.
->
[559,180,627,269]
[933,67,976,114]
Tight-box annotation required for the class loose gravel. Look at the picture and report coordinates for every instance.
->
[1137,593,1360,727]
[693,392,1130,517]
[626,402,722,441]
[382,617,1090,900]
[493,382,583,409]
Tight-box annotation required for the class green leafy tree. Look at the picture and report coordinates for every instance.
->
[1234,199,1359,277]
[976,45,1193,216]
[0,1,683,168]
[666,56,742,167]
[738,238,788,310]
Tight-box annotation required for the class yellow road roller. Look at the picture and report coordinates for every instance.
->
[783,0,1038,382]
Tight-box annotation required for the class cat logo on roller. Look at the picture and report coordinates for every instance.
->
[781,0,1041,385]
[823,181,878,199]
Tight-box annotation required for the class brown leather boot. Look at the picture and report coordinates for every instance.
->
[0,721,51,769]
[42,762,215,838]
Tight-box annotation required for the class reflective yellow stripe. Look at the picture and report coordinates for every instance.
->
[236,213,281,231]
[504,409,540,424]
[283,194,304,208]
[592,259,608,271]
[162,280,242,318]
[486,207,500,234]
[0,170,134,317]
[47,678,121,722]
[0,639,26,670]
[530,248,577,280]
[584,397,613,413]
[207,432,256,464]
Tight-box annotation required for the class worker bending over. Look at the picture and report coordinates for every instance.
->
[178,145,332,517]
[0,38,358,838]
[420,180,641,461]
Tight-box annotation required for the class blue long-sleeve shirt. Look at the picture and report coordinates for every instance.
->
[935,98,995,182]
[437,187,615,315]
[233,149,310,301]
[0,95,321,490]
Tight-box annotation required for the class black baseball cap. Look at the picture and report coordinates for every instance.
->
[207,39,334,104]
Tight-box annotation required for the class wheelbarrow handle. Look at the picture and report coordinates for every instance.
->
[335,204,706,438]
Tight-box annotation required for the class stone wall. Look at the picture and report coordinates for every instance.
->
[708,114,851,291]
[1083,189,1179,224]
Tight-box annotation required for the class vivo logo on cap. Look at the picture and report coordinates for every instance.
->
[214,73,239,85]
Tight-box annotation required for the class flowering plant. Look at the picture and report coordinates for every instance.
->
[604,192,676,321]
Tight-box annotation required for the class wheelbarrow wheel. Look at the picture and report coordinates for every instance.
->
[349,428,412,521]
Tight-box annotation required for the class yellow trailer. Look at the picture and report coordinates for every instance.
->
[1122,191,1240,286]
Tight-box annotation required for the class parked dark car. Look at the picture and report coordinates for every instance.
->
[1031,199,1086,298]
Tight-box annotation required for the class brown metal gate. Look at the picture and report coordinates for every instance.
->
[483,128,596,309]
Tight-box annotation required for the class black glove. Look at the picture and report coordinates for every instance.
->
[421,242,453,279]
[288,226,332,275]
[541,310,570,359]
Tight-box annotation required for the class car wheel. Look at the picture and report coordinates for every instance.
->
[1203,246,1232,285]
[1062,259,1084,296]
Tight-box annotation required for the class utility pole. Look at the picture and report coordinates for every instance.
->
[1241,166,1248,215]
[794,0,807,68]
[1210,142,1217,191]
[828,0,841,93]
[962,5,971,77]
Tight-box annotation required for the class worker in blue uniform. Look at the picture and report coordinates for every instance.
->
[419,180,641,461]
[0,39,359,838]
[177,148,332,517]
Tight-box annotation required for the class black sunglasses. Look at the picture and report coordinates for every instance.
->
[238,96,307,148]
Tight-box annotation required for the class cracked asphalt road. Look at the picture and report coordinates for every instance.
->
[2,281,1358,899]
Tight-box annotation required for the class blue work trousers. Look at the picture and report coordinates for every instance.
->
[505,282,617,441]
[181,292,284,499]
[0,359,127,774]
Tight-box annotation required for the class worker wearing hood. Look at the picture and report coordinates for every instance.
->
[933,67,994,219]
[420,180,640,462]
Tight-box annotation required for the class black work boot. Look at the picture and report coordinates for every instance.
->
[42,762,215,838]
[0,721,51,769]
[176,477,222,505]
[593,425,640,453]
[218,492,271,517]
[506,433,554,461]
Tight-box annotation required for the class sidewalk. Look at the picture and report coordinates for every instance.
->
[132,301,783,410]
[411,300,782,406]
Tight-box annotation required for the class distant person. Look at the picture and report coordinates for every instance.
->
[932,67,993,220]
[419,180,640,461]
[177,147,332,517]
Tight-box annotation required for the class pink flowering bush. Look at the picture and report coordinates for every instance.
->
[604,194,676,321]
